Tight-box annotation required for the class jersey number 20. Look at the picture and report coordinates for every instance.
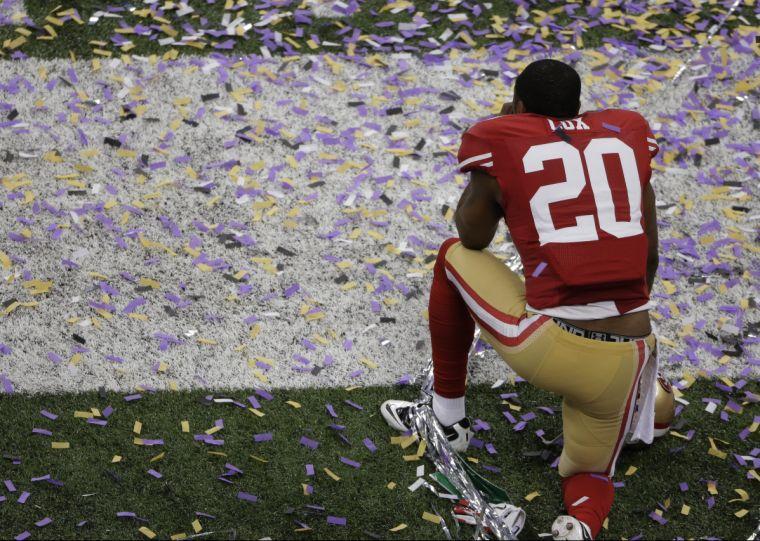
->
[524,138,643,246]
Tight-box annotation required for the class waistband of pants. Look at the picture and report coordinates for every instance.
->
[553,318,648,343]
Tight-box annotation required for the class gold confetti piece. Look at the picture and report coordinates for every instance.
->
[207,452,227,457]
[708,437,727,460]
[248,407,265,417]
[112,455,122,463]
[729,489,749,502]
[191,520,202,533]
[681,504,690,516]
[138,277,160,289]
[360,357,378,369]
[625,466,638,476]
[74,410,93,419]
[399,434,418,449]
[402,454,420,462]
[0,251,12,270]
[52,442,70,449]
[416,440,427,457]
[387,482,396,490]
[249,455,268,463]
[170,534,187,541]
[286,401,301,409]
[422,512,442,524]
[23,280,53,295]
[707,481,718,495]
[133,420,142,435]
[323,468,340,481]
[150,452,165,463]
[735,509,749,518]
[3,301,38,316]
[139,527,156,539]
[524,491,541,502]
[181,421,190,433]
[389,524,407,532]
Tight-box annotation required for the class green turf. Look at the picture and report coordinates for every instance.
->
[1,0,757,60]
[0,380,756,540]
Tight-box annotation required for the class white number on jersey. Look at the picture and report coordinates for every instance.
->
[524,138,643,246]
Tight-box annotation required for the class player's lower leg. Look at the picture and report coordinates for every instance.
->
[557,473,614,540]
[381,239,474,452]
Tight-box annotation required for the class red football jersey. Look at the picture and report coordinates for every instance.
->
[457,109,659,319]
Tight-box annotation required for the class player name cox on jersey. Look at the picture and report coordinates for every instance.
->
[547,118,590,131]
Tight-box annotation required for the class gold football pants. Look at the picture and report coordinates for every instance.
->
[442,240,654,477]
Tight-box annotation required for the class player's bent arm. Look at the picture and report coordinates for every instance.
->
[642,182,659,292]
[454,170,504,251]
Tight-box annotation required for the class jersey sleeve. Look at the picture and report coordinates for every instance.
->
[643,119,659,159]
[457,129,496,175]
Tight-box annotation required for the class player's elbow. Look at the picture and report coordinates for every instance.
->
[458,236,490,251]
[455,212,490,251]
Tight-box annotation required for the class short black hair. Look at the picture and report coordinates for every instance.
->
[514,59,581,118]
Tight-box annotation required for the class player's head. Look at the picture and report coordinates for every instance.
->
[514,59,581,118]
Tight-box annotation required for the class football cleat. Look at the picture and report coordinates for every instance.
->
[551,515,592,540]
[653,374,675,438]
[380,399,472,453]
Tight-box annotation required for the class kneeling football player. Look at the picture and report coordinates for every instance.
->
[382,59,672,540]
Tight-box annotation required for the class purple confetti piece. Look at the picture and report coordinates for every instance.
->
[531,261,548,277]
[300,436,319,450]
[649,511,668,526]
[327,516,347,526]
[40,410,58,421]
[237,491,257,503]
[0,374,14,394]
[344,400,363,410]
[363,438,377,453]
[340,457,361,469]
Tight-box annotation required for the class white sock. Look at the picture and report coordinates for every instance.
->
[433,392,466,427]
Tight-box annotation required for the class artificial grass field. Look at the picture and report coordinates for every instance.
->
[1,0,756,60]
[1,1,758,539]
[0,380,757,540]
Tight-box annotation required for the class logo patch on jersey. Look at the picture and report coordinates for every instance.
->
[547,118,590,131]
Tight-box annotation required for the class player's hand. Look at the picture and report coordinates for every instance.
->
[500,101,514,115]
